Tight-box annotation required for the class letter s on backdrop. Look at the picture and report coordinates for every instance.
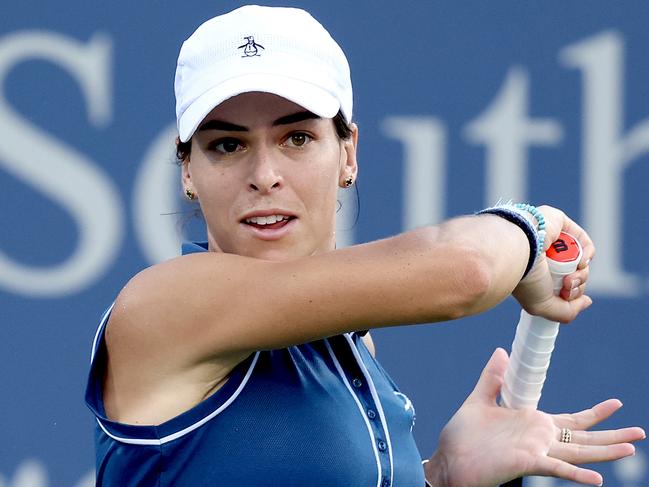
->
[0,31,123,297]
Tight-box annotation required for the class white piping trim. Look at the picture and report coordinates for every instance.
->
[325,339,382,487]
[96,351,260,445]
[90,303,115,363]
[345,333,394,487]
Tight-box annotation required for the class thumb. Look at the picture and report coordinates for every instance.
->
[467,348,509,404]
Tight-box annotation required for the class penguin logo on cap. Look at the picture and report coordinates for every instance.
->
[238,36,265,57]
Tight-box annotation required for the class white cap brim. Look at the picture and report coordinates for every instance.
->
[178,73,341,142]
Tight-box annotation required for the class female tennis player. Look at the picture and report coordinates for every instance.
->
[85,5,644,486]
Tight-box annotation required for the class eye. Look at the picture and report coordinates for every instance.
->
[285,132,312,148]
[209,137,244,154]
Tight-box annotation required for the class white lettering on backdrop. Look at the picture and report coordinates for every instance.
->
[132,123,183,263]
[0,31,123,296]
[0,30,646,297]
[464,67,563,204]
[387,31,646,296]
[382,117,447,231]
[560,31,647,296]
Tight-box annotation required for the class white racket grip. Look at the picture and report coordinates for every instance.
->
[500,234,582,409]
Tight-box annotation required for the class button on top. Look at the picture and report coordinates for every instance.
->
[377,440,387,451]
[367,409,376,419]
[352,378,363,388]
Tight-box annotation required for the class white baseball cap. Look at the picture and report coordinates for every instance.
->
[174,5,353,142]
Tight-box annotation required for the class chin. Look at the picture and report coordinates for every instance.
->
[240,244,312,262]
[250,250,304,262]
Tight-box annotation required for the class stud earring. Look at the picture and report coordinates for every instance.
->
[343,177,354,188]
[185,188,196,200]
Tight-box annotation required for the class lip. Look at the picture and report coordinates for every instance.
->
[241,216,297,241]
[239,208,298,241]
[240,208,296,221]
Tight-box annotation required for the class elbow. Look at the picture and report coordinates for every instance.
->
[446,245,494,320]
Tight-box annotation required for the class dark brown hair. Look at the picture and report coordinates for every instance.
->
[175,110,353,164]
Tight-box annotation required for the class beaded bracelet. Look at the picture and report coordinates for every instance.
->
[476,203,546,278]
[513,203,546,256]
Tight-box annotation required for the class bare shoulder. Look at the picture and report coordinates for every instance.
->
[107,252,250,363]
[103,253,252,424]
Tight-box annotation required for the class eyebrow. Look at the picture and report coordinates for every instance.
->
[198,120,247,132]
[197,110,321,133]
[273,110,321,126]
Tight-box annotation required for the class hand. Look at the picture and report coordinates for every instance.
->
[513,206,595,323]
[424,348,645,487]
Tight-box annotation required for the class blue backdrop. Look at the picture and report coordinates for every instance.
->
[1,1,647,486]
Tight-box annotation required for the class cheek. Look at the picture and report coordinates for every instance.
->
[295,162,340,219]
[306,144,344,188]
[194,173,236,224]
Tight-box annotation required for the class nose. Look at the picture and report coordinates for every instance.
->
[248,147,283,193]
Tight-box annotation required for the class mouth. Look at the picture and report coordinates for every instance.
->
[240,213,298,238]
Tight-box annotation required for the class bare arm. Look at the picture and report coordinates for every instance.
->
[109,214,530,365]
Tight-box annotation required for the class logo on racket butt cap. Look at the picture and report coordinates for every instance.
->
[546,232,582,275]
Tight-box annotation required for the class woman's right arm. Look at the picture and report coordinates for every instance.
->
[107,209,592,365]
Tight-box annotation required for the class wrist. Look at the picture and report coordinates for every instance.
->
[476,202,546,279]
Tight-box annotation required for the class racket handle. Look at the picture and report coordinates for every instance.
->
[500,232,582,410]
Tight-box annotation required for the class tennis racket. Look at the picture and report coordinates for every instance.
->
[500,232,583,410]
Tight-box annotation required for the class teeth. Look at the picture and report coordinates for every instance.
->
[245,215,289,225]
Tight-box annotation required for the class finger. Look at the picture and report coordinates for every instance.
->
[561,267,589,295]
[577,240,595,270]
[570,427,647,446]
[577,236,595,270]
[467,348,509,404]
[553,399,623,430]
[533,293,593,323]
[555,294,593,322]
[532,456,603,486]
[560,283,586,301]
[553,215,595,270]
[549,441,636,465]
[576,257,590,282]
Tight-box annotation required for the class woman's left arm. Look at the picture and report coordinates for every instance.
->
[423,348,646,487]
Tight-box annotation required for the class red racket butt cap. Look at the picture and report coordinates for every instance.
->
[546,232,581,264]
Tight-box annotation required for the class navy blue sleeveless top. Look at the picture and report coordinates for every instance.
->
[85,242,425,486]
